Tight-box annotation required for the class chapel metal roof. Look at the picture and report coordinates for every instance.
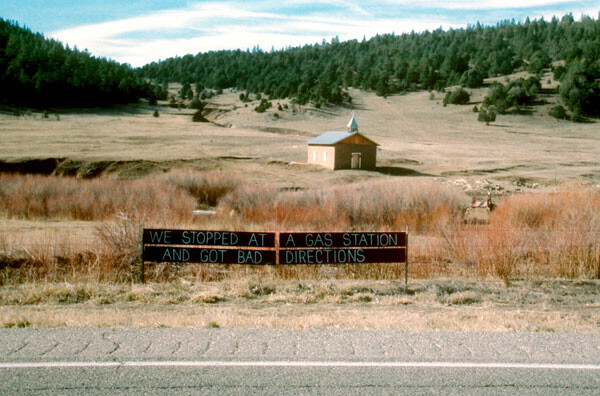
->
[306,131,354,145]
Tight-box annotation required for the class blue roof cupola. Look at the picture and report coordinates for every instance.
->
[347,112,359,133]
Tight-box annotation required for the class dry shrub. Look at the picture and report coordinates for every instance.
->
[156,169,242,208]
[443,188,600,280]
[0,173,205,283]
[0,173,197,222]
[0,232,99,285]
[2,172,599,283]
[338,181,463,233]
[0,223,144,285]
[222,185,350,230]
[447,290,482,305]
[96,212,143,282]
[491,189,600,278]
[492,189,599,229]
[219,180,463,232]
[0,231,7,257]
[443,226,523,283]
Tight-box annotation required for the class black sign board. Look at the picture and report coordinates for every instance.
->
[278,232,407,265]
[279,248,406,265]
[279,232,406,248]
[143,246,276,265]
[142,230,407,265]
[143,229,276,248]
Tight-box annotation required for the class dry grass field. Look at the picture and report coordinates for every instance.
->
[1,72,599,186]
[1,279,598,332]
[0,78,599,330]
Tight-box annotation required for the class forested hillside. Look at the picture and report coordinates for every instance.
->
[0,19,159,108]
[140,13,600,115]
[1,14,598,115]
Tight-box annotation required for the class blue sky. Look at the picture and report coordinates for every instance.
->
[1,1,599,67]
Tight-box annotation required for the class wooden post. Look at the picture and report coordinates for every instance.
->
[404,226,409,294]
[139,224,145,283]
[275,231,280,265]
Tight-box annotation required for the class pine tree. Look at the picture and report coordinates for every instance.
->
[477,107,496,125]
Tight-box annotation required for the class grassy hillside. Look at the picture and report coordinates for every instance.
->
[1,79,598,187]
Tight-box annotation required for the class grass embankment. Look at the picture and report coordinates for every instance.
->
[1,279,598,331]
[0,171,599,284]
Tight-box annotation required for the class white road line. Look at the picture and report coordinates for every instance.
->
[1,361,599,370]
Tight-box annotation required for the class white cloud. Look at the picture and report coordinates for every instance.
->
[378,0,581,9]
[52,4,280,44]
[94,17,459,66]
[48,0,596,66]
[50,1,460,66]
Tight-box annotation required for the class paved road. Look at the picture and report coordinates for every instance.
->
[1,329,599,395]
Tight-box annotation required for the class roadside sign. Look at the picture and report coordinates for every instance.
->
[278,231,407,265]
[143,246,276,265]
[142,230,407,265]
[141,228,409,289]
[279,232,406,248]
[279,247,406,265]
[143,229,276,247]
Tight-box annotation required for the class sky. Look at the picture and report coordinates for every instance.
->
[1,1,599,67]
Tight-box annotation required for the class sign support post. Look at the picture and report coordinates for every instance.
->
[404,226,409,294]
[140,224,145,283]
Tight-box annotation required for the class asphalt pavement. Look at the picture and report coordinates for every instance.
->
[1,329,599,395]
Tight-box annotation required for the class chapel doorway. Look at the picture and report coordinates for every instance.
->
[351,153,362,169]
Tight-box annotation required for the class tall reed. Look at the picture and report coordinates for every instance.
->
[0,173,196,222]
[1,172,599,283]
[441,188,600,280]
[155,169,242,208]
[218,180,464,232]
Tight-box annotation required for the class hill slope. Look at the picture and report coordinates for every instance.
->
[0,19,158,107]
[1,84,598,190]
[139,13,600,114]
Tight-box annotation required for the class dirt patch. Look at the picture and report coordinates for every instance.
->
[252,126,314,137]
[0,158,223,178]
[0,158,64,175]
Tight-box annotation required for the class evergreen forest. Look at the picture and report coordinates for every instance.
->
[139,13,600,117]
[0,19,160,107]
[1,13,599,117]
